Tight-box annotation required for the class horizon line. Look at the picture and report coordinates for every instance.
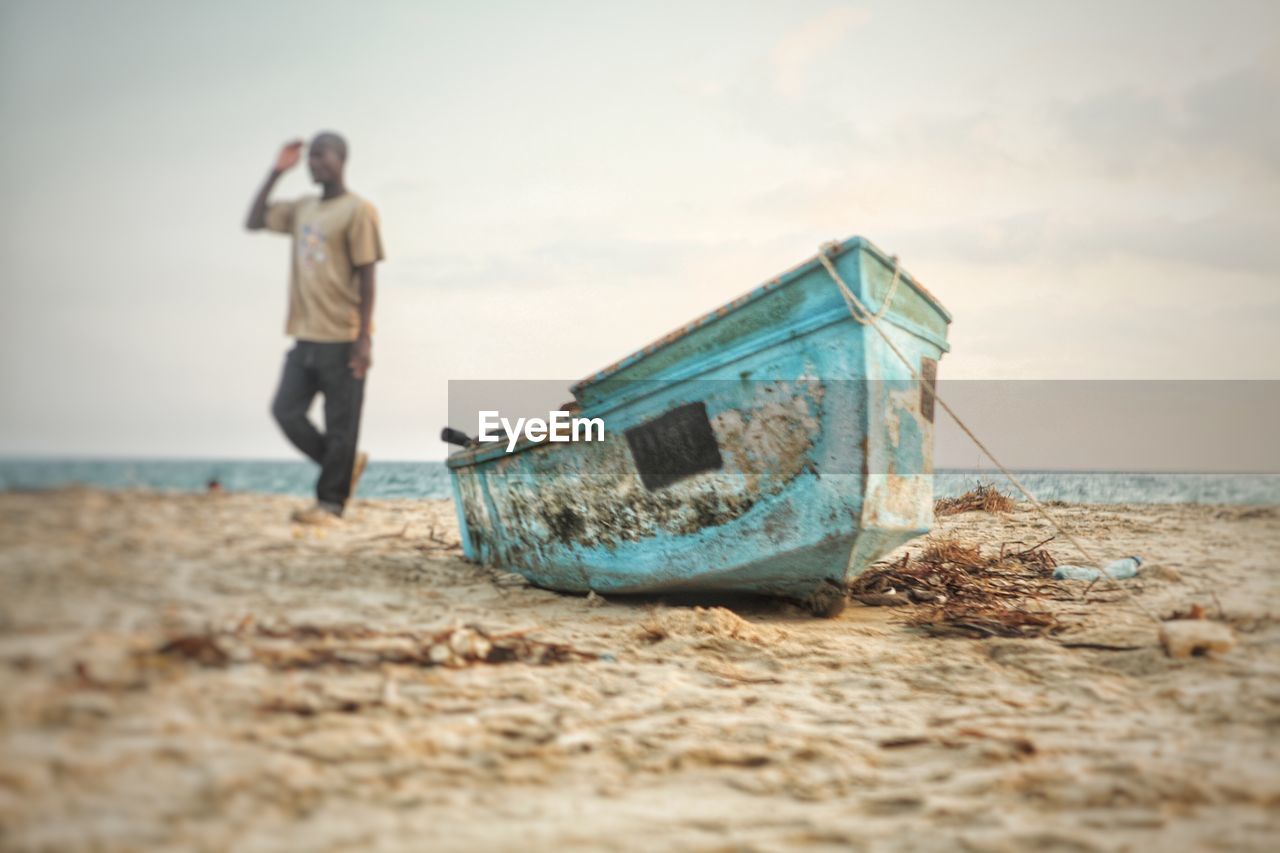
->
[0,454,1277,477]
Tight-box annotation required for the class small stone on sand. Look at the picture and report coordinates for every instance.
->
[1159,619,1236,658]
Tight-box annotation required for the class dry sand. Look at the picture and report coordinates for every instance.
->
[1,489,1278,852]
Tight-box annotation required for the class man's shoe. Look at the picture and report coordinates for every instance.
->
[291,504,340,526]
[351,451,369,496]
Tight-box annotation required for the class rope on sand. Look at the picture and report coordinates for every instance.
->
[816,244,1160,624]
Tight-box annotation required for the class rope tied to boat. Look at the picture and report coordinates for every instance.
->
[837,252,903,325]
[816,244,1160,624]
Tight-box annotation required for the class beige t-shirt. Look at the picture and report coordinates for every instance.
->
[264,193,385,342]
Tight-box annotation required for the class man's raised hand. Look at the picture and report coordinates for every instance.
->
[274,140,304,174]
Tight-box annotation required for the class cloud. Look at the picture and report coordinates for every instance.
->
[1181,62,1280,173]
[388,229,817,296]
[711,49,1280,278]
[391,238,712,291]
[768,6,871,97]
[1054,59,1280,179]
[887,206,1280,277]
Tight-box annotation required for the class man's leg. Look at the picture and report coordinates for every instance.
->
[315,342,366,514]
[270,343,325,464]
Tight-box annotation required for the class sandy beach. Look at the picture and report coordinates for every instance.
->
[1,489,1278,851]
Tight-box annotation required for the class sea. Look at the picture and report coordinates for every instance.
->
[0,458,1277,505]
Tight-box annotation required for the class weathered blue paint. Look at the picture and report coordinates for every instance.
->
[445,236,951,604]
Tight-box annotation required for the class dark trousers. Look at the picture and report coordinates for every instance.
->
[271,341,365,513]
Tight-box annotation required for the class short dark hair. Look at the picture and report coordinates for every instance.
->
[311,131,348,161]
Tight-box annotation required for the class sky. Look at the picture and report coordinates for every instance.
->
[1,0,1277,466]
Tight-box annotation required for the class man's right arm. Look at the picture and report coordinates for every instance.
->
[245,140,303,231]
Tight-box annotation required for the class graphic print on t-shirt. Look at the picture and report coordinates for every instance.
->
[298,223,328,269]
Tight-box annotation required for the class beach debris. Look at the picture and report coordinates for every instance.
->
[153,621,595,671]
[850,536,1063,638]
[907,603,1061,639]
[1159,619,1236,658]
[877,728,1037,757]
[348,523,459,552]
[1056,641,1144,651]
[416,525,461,552]
[934,482,1015,516]
[155,633,231,667]
[850,536,1057,607]
[1168,602,1207,620]
[1053,556,1142,582]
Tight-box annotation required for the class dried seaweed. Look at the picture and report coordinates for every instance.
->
[637,614,669,643]
[906,603,1062,639]
[154,622,595,671]
[934,482,1016,516]
[848,536,1063,638]
[849,536,1057,606]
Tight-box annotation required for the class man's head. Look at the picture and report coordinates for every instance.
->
[308,131,348,184]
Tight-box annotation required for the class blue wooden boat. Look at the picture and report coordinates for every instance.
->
[444,236,951,613]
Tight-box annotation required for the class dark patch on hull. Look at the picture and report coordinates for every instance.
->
[542,504,586,543]
[624,401,723,490]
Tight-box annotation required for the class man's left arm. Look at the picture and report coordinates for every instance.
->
[347,200,385,380]
[350,264,375,379]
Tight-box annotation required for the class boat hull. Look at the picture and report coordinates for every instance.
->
[445,237,950,601]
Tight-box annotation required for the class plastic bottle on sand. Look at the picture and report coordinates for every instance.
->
[1053,556,1142,581]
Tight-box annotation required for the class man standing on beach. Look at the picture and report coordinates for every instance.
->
[245,133,384,524]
